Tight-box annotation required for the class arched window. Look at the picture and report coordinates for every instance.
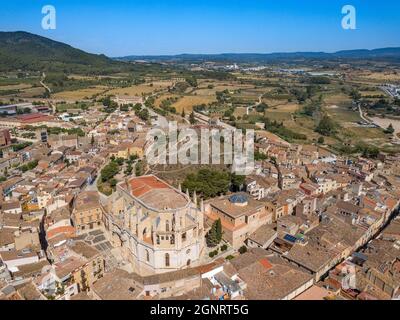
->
[165,220,170,232]
[145,249,150,262]
[165,253,170,267]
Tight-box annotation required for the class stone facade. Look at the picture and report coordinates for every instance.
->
[105,175,204,276]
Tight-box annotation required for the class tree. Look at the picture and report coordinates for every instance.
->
[129,154,138,162]
[135,161,144,177]
[182,169,231,199]
[359,144,380,159]
[256,103,268,113]
[115,157,125,166]
[120,104,129,112]
[100,161,119,182]
[317,136,325,144]
[239,246,247,254]
[215,218,222,243]
[206,219,222,247]
[125,163,133,175]
[315,115,337,136]
[384,123,395,134]
[133,103,142,111]
[230,173,245,192]
[90,134,95,146]
[137,108,149,121]
[181,108,186,118]
[350,89,362,101]
[254,151,267,161]
[110,178,118,188]
[189,111,196,124]
[302,101,321,117]
[185,77,198,87]
[290,88,308,103]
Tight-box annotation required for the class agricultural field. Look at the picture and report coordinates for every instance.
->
[0,76,45,99]
[356,71,400,83]
[53,85,109,100]
[106,82,170,97]
[0,83,33,91]
[154,94,180,108]
[324,104,361,123]
[16,86,46,98]
[172,95,217,113]
[323,92,353,106]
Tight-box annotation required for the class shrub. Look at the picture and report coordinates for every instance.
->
[209,250,219,258]
[238,246,247,254]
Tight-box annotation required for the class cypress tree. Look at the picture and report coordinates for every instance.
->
[215,218,222,243]
[206,219,222,247]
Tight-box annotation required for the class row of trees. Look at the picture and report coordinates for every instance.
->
[18,160,38,173]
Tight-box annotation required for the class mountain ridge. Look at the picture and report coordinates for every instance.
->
[1,31,399,70]
[0,31,123,73]
[116,47,400,63]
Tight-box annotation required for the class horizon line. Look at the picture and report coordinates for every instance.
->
[3,30,400,59]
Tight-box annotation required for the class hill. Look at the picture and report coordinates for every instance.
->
[117,48,400,63]
[0,31,125,73]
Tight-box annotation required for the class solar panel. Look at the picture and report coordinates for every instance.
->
[283,234,297,243]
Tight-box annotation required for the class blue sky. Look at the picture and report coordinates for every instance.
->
[0,0,399,56]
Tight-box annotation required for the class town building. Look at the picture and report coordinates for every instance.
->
[204,193,272,249]
[105,175,204,276]
[72,191,103,233]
